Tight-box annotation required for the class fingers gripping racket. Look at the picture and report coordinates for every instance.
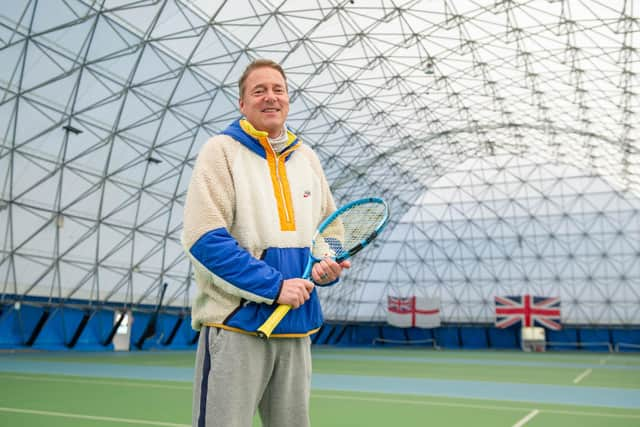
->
[256,197,390,338]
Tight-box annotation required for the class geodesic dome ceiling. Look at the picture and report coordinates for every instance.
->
[1,0,639,325]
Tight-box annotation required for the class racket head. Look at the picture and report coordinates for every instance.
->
[310,197,389,263]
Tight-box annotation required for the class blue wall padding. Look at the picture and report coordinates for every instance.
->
[0,306,22,347]
[158,313,198,349]
[341,324,379,346]
[579,328,612,351]
[139,313,162,350]
[611,329,640,352]
[460,327,488,349]
[379,325,407,345]
[0,307,20,347]
[358,324,382,346]
[335,325,358,346]
[130,311,153,350]
[330,324,350,346]
[1,298,635,353]
[162,315,183,346]
[32,307,86,350]
[312,323,335,345]
[154,313,175,346]
[435,326,460,348]
[135,313,179,350]
[0,304,44,348]
[546,328,579,351]
[74,310,114,351]
[325,324,346,345]
[168,315,198,348]
[319,323,340,345]
[406,327,434,343]
[488,327,518,348]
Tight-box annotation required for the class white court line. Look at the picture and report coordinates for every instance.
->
[0,407,189,426]
[573,368,593,384]
[2,373,637,423]
[512,409,539,427]
[312,393,640,419]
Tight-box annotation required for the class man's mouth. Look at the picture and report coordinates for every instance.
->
[262,108,280,113]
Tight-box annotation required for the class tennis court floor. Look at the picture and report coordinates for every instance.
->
[1,347,639,426]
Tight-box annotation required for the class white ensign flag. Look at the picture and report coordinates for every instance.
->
[387,296,441,328]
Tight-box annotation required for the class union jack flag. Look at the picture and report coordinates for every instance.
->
[495,295,561,330]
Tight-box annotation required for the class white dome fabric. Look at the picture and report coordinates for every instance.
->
[0,0,638,324]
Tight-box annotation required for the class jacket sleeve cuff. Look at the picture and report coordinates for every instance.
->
[272,280,284,304]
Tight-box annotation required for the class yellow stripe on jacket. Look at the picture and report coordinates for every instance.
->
[240,119,299,231]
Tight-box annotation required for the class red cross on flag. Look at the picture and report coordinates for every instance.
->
[387,296,440,328]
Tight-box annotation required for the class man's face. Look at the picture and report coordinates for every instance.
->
[239,66,289,138]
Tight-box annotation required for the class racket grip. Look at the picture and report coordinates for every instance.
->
[256,304,292,338]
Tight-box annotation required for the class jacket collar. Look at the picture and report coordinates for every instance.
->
[221,119,300,159]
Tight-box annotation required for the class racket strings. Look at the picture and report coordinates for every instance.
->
[312,202,387,259]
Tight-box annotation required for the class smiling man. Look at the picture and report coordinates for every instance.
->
[182,59,350,427]
[239,64,289,138]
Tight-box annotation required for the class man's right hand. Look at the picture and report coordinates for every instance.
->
[277,278,315,308]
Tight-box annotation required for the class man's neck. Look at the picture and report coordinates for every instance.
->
[268,126,289,153]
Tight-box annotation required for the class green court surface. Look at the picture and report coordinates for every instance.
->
[0,348,639,426]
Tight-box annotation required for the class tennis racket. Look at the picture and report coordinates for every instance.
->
[256,197,390,338]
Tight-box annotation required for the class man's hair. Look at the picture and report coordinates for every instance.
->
[238,59,288,98]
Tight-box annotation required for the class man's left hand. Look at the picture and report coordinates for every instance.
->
[311,258,351,285]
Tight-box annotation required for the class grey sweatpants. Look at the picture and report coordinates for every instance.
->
[192,327,312,427]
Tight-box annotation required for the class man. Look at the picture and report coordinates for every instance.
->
[182,59,350,427]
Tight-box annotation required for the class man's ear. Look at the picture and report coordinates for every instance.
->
[238,98,245,115]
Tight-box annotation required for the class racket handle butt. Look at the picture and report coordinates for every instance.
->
[256,304,292,339]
